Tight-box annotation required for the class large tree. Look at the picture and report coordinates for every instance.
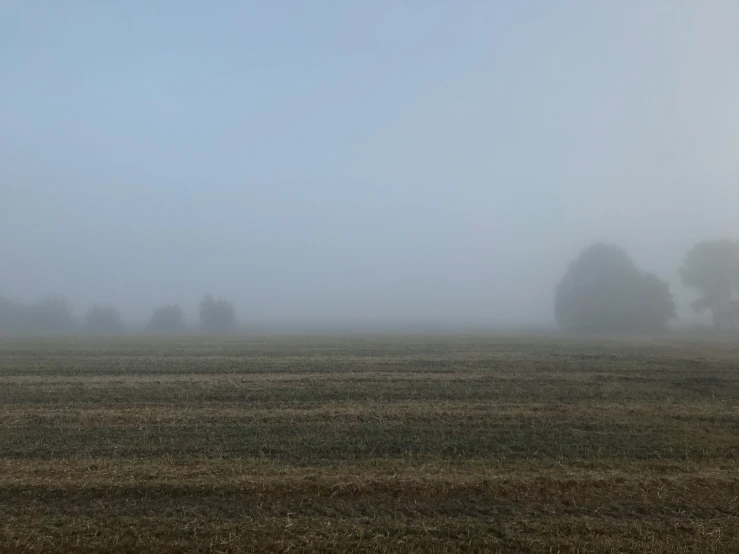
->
[199,294,236,333]
[679,239,739,330]
[555,243,675,333]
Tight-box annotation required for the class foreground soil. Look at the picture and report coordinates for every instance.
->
[1,335,737,553]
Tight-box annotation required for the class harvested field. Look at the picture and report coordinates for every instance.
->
[1,335,738,552]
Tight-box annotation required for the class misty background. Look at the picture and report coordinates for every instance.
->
[2,2,738,329]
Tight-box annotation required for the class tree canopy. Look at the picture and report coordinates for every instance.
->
[555,243,675,334]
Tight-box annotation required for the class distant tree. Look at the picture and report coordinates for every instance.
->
[199,294,236,333]
[28,296,77,333]
[0,295,76,334]
[555,243,676,334]
[0,296,25,333]
[148,304,185,333]
[84,304,123,333]
[679,239,739,331]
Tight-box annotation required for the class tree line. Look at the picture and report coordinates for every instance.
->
[0,294,236,334]
[2,239,738,335]
[556,238,739,334]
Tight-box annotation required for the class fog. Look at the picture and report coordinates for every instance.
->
[2,2,738,329]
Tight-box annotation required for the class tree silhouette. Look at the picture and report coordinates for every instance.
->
[148,304,186,333]
[199,295,236,333]
[555,243,675,333]
[679,239,739,331]
[84,304,123,333]
[0,295,76,334]
[0,296,25,333]
[28,296,77,333]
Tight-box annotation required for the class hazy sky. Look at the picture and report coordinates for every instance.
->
[2,2,738,325]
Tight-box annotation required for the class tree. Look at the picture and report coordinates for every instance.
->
[679,239,739,330]
[0,296,24,333]
[555,243,675,334]
[28,296,77,333]
[199,294,236,333]
[0,295,76,334]
[84,304,123,333]
[148,304,185,333]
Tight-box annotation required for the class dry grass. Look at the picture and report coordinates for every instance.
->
[0,335,738,552]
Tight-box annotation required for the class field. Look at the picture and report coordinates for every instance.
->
[1,335,738,553]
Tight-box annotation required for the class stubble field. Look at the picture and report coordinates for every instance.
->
[0,335,737,553]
